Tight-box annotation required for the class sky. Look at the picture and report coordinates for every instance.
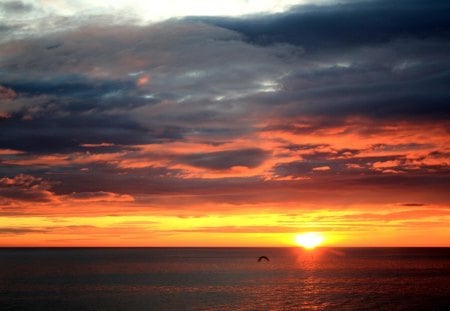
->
[0,0,449,247]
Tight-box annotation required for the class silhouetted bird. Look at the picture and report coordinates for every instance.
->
[257,256,270,262]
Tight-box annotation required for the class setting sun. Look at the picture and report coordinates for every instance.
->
[295,232,324,249]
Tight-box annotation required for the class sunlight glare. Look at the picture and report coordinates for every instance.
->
[295,232,324,249]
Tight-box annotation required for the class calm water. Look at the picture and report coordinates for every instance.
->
[1,248,449,310]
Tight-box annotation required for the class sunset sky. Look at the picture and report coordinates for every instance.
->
[1,0,449,247]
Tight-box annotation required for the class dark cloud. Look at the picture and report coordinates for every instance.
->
[180,148,268,170]
[0,228,47,235]
[3,76,133,99]
[0,24,11,32]
[261,71,450,120]
[67,191,134,202]
[196,0,450,51]
[46,43,62,50]
[186,1,450,122]
[1,75,159,113]
[0,112,159,153]
[0,174,56,202]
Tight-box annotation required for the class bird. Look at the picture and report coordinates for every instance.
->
[257,256,270,262]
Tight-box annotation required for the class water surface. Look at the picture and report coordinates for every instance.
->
[1,248,449,310]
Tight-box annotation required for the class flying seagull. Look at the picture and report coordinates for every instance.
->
[257,256,270,262]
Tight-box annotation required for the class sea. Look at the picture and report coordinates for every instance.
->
[1,247,449,310]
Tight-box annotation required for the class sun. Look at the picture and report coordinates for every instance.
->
[295,232,324,249]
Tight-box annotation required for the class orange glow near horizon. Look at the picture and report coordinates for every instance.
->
[2,203,450,247]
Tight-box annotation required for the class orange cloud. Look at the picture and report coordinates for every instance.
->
[312,166,331,171]
[0,85,17,100]
[136,74,151,87]
[66,191,135,203]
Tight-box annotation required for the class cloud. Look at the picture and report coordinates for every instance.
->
[66,191,134,203]
[0,112,163,153]
[0,174,57,203]
[1,8,449,161]
[0,21,291,154]
[312,166,330,172]
[342,209,450,222]
[0,0,305,35]
[0,85,17,100]
[199,0,450,51]
[180,148,268,170]
[0,1,34,13]
[372,160,403,169]
[0,227,47,235]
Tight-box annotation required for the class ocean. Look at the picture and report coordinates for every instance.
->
[1,248,449,310]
